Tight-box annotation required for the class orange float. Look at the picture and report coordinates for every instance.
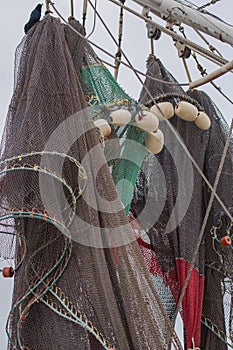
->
[220,236,232,247]
[2,267,14,278]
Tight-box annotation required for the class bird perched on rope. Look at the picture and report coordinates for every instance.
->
[24,4,43,34]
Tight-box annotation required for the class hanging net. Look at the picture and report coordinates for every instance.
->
[131,55,233,349]
[75,17,150,216]
[0,16,183,350]
[187,89,233,350]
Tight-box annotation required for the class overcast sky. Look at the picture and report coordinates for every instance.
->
[0,1,232,348]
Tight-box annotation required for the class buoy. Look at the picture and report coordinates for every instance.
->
[175,101,198,122]
[220,235,232,247]
[145,129,164,154]
[2,267,14,278]
[194,111,211,130]
[135,111,159,132]
[109,109,132,126]
[94,119,112,138]
[150,102,174,121]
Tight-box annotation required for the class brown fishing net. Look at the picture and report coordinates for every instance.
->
[131,55,233,349]
[0,16,184,350]
[187,89,233,350]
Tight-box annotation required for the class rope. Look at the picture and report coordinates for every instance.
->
[87,0,97,38]
[101,58,117,69]
[195,29,223,57]
[197,0,222,11]
[182,57,192,83]
[150,38,155,57]
[170,117,233,341]
[210,80,233,105]
[114,0,125,80]
[145,93,203,110]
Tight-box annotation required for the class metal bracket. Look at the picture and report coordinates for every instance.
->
[174,40,191,58]
[142,6,150,18]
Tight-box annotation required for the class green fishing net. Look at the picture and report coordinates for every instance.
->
[80,36,148,215]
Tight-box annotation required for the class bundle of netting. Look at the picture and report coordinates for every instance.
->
[130,55,233,349]
[0,16,184,350]
[187,89,233,350]
[66,18,158,216]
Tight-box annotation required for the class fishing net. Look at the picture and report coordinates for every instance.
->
[187,89,233,350]
[131,55,187,323]
[77,18,149,216]
[0,16,183,350]
[131,55,233,349]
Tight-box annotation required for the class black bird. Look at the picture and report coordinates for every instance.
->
[24,4,43,34]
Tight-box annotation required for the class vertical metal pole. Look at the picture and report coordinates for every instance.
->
[70,0,74,17]
[114,1,125,80]
[82,0,88,27]
[45,0,51,15]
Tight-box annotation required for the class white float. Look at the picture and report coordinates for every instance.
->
[194,111,211,130]
[150,102,174,121]
[145,129,164,154]
[109,109,132,126]
[94,118,112,137]
[175,101,198,122]
[135,111,159,132]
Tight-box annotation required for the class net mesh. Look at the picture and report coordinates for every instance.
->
[0,17,182,350]
[79,24,149,216]
[131,55,233,349]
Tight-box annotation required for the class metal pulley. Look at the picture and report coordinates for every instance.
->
[146,22,161,40]
[174,40,191,59]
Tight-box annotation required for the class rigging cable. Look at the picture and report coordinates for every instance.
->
[197,0,222,11]
[182,57,192,83]
[87,0,97,38]
[195,29,223,57]
[114,0,126,80]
